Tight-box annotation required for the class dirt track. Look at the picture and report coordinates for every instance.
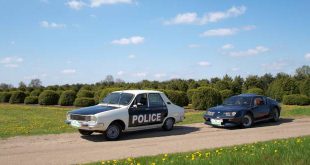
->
[1,118,310,165]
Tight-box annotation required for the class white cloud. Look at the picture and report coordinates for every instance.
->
[154,73,166,78]
[165,6,246,25]
[117,71,124,76]
[229,46,269,57]
[0,56,23,68]
[262,60,288,71]
[112,36,144,45]
[133,72,147,77]
[128,54,136,59]
[188,44,200,48]
[202,28,238,37]
[90,0,132,7]
[231,67,240,71]
[66,0,86,10]
[40,21,66,29]
[198,61,211,67]
[61,69,76,74]
[305,53,310,60]
[222,44,234,50]
[242,25,256,31]
[10,41,15,45]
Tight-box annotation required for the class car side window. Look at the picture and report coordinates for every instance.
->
[148,93,165,107]
[133,93,148,107]
[254,97,265,106]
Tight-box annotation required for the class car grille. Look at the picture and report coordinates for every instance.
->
[70,114,90,121]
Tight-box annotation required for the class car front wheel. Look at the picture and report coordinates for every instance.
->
[241,114,253,128]
[162,118,175,131]
[105,123,122,141]
[78,129,93,136]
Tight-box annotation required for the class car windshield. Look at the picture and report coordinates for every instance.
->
[223,96,252,106]
[102,92,134,105]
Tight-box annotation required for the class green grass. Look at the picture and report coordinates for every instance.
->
[0,104,309,138]
[87,136,310,165]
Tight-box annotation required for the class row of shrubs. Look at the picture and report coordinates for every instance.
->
[0,87,309,108]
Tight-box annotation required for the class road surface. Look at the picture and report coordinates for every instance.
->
[1,118,310,165]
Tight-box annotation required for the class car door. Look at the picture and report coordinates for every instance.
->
[128,93,167,128]
[252,96,270,119]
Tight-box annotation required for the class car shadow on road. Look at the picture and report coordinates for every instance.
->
[225,118,295,130]
[81,125,200,142]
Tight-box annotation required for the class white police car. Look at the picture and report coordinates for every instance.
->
[65,90,185,140]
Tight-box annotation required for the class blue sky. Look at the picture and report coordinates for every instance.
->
[1,0,310,86]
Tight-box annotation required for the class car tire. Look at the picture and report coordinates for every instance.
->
[241,114,253,128]
[78,129,93,136]
[162,118,175,131]
[105,123,122,141]
[271,108,280,122]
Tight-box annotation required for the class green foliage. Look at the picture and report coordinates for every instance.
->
[58,90,76,106]
[163,90,189,107]
[300,78,310,97]
[74,97,96,107]
[267,77,299,101]
[38,90,60,105]
[24,96,38,104]
[220,89,234,100]
[30,89,41,96]
[76,90,94,98]
[0,92,11,103]
[9,91,26,104]
[187,89,198,103]
[99,88,122,102]
[243,75,264,91]
[246,88,264,95]
[282,94,310,105]
[192,87,222,110]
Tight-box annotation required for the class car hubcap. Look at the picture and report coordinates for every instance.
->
[107,125,119,139]
[273,110,279,120]
[243,116,252,127]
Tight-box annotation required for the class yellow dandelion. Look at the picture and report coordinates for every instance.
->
[164,154,168,157]
[151,163,156,165]
[101,161,105,165]
[274,149,278,153]
[137,163,141,165]
[162,158,166,161]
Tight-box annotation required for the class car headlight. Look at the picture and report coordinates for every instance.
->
[67,113,71,120]
[207,111,215,116]
[90,116,97,122]
[223,112,237,117]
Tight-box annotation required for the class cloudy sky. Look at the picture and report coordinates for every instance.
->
[1,0,309,86]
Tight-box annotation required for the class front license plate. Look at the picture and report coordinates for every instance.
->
[211,119,223,126]
[71,120,81,127]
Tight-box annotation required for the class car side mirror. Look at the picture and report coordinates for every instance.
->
[133,103,143,108]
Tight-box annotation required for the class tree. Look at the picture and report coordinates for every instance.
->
[104,75,114,84]
[231,76,244,94]
[28,79,42,88]
[0,83,13,91]
[267,77,299,101]
[243,75,264,91]
[260,73,274,91]
[18,81,27,91]
[294,65,310,80]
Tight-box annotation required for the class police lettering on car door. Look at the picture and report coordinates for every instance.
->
[128,93,168,127]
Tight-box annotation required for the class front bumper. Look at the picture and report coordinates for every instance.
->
[203,115,242,127]
[65,120,105,131]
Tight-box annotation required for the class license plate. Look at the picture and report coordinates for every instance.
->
[71,120,81,127]
[211,119,223,126]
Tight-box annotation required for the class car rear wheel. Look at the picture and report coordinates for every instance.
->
[162,118,175,131]
[271,108,280,122]
[241,114,253,128]
[78,129,93,136]
[105,123,122,141]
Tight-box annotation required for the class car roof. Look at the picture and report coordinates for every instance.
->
[238,93,263,97]
[112,90,163,95]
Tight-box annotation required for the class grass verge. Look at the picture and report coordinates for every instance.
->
[87,136,310,165]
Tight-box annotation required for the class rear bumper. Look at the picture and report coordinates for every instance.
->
[65,120,105,131]
[203,115,242,127]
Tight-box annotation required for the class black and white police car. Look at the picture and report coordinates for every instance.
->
[65,90,185,140]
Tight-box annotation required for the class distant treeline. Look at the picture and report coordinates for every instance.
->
[0,65,309,109]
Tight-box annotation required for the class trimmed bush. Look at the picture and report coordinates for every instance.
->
[30,89,41,96]
[24,96,38,104]
[246,88,264,95]
[282,94,310,105]
[267,77,299,101]
[9,91,26,104]
[163,90,189,107]
[187,89,198,104]
[0,92,11,103]
[74,97,96,107]
[99,88,122,102]
[192,87,222,110]
[220,89,234,100]
[59,90,76,106]
[77,90,94,98]
[38,90,60,105]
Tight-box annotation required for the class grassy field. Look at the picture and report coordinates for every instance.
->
[87,136,310,165]
[0,104,309,138]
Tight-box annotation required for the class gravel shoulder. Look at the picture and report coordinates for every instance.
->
[1,118,310,165]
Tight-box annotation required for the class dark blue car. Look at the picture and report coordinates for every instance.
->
[204,94,281,128]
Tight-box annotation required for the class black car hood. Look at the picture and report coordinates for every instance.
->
[69,105,118,115]
[208,105,249,112]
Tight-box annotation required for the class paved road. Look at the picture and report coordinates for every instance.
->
[1,118,310,165]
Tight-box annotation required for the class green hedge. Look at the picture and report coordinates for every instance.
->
[192,87,222,110]
[0,92,11,103]
[9,91,26,104]
[220,89,234,100]
[300,78,310,97]
[282,94,310,105]
[163,90,189,107]
[30,89,41,96]
[77,90,94,98]
[246,88,264,95]
[38,90,60,105]
[74,97,96,107]
[24,96,38,104]
[187,89,198,104]
[58,90,76,106]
